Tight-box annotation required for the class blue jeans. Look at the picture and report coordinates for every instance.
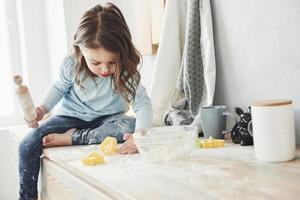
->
[18,114,135,200]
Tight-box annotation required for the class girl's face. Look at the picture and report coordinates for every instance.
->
[80,47,117,78]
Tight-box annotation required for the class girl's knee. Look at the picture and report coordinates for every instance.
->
[18,129,43,157]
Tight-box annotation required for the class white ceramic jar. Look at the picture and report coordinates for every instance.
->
[250,99,295,162]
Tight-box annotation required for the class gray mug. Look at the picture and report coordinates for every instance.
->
[200,105,235,139]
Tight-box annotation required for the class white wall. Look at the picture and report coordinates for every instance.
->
[211,0,300,144]
[0,129,19,199]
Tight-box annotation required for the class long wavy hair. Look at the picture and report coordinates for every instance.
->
[72,3,141,102]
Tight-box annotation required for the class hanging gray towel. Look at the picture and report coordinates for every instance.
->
[164,0,216,131]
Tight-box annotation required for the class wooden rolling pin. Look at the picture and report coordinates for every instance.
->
[13,75,38,128]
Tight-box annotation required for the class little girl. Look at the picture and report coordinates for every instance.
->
[18,3,153,200]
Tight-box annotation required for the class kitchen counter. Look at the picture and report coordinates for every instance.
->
[9,126,300,199]
[41,143,300,200]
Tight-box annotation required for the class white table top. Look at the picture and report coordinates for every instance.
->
[9,126,300,199]
[43,143,300,200]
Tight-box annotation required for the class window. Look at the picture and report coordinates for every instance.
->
[0,0,14,117]
[0,0,23,126]
[0,0,68,127]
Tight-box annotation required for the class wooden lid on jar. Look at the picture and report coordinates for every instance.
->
[252,99,292,107]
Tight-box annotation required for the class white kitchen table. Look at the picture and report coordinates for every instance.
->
[40,142,300,200]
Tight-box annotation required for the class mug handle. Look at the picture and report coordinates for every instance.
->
[248,120,253,136]
[222,111,237,134]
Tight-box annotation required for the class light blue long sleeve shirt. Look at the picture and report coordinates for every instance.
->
[40,56,153,130]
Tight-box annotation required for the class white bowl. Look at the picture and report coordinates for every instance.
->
[133,126,198,162]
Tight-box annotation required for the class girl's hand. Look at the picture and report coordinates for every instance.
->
[25,105,47,128]
[118,133,139,154]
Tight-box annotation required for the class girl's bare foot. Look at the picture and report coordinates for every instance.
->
[43,128,76,148]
